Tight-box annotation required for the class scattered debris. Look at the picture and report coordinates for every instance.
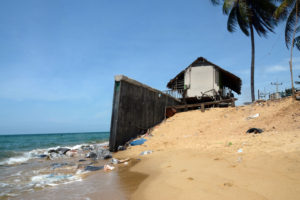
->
[104,164,115,171]
[246,113,260,120]
[95,148,112,160]
[166,107,176,118]
[85,152,97,159]
[66,150,78,157]
[119,158,130,163]
[237,156,243,163]
[140,150,153,155]
[124,162,128,165]
[130,138,147,146]
[246,128,263,134]
[38,154,48,158]
[117,145,126,151]
[51,163,69,170]
[255,99,266,103]
[223,182,233,187]
[237,148,243,153]
[56,147,71,154]
[111,158,119,164]
[84,166,104,171]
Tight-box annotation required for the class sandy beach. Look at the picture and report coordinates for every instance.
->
[116,97,300,200]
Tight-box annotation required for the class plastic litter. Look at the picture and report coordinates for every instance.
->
[246,113,260,120]
[104,164,115,171]
[246,128,263,134]
[237,157,243,163]
[119,158,130,163]
[124,162,128,165]
[237,149,243,153]
[117,146,126,151]
[140,150,153,155]
[84,166,104,171]
[130,138,147,146]
[111,158,119,164]
[51,163,68,169]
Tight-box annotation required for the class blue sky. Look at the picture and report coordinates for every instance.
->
[0,0,299,134]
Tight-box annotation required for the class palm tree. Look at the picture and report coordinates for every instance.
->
[274,0,300,98]
[211,0,277,102]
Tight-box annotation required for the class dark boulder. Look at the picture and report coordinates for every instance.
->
[86,152,97,159]
[96,148,112,160]
[48,149,58,154]
[56,147,70,154]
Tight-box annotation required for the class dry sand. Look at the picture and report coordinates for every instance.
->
[117,97,300,200]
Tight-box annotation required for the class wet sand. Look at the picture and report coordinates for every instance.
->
[117,97,300,200]
[14,159,147,200]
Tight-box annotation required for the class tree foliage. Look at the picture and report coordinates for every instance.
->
[274,0,300,49]
[210,0,277,102]
[211,0,277,37]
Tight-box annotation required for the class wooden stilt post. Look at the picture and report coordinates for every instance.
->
[231,98,235,107]
[201,103,205,112]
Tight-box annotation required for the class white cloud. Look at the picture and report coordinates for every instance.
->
[265,65,287,73]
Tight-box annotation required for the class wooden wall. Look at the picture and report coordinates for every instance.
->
[109,75,180,152]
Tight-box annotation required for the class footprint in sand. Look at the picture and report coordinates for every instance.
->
[180,169,187,172]
[187,177,194,181]
[223,182,233,187]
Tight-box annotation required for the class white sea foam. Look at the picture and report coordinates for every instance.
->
[0,141,108,165]
[31,173,80,188]
[0,152,32,165]
[0,182,9,187]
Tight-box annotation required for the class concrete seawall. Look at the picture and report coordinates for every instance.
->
[109,75,181,152]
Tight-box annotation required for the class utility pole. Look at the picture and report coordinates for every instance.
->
[271,81,282,93]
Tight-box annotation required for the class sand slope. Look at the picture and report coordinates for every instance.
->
[117,97,300,200]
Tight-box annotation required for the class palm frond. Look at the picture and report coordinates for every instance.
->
[210,0,222,5]
[294,35,300,50]
[285,5,297,48]
[274,0,295,19]
[227,5,238,32]
[223,0,236,14]
[236,2,250,36]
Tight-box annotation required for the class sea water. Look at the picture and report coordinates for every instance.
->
[0,132,110,199]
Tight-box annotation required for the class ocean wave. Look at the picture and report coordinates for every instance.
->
[0,141,109,166]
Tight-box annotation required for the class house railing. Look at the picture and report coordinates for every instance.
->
[163,89,184,99]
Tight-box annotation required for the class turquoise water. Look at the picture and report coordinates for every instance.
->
[0,132,111,198]
[0,132,110,162]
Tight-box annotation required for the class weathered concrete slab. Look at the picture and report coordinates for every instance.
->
[109,75,180,152]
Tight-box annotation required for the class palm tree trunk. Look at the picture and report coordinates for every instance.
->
[250,24,255,102]
[290,1,298,98]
